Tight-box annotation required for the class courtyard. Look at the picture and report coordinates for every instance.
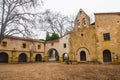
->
[0,62,120,80]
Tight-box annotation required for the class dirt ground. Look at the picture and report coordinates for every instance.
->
[0,62,120,80]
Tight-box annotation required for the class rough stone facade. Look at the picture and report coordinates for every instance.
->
[0,34,70,63]
[45,34,70,62]
[0,9,120,64]
[0,36,45,63]
[69,9,120,64]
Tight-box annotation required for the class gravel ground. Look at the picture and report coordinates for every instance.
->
[0,62,120,80]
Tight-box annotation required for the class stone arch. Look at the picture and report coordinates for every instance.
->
[62,53,68,62]
[0,52,8,63]
[47,48,59,62]
[76,47,90,62]
[18,53,27,62]
[35,54,42,62]
[103,49,112,63]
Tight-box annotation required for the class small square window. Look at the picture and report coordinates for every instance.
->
[22,43,26,48]
[51,43,54,46]
[64,43,66,48]
[2,41,7,47]
[103,33,110,41]
[38,45,41,49]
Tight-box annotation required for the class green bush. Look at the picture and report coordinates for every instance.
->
[46,33,59,41]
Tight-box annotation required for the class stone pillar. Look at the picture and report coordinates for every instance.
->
[45,56,49,62]
[27,57,30,62]
[59,57,63,63]
[42,57,45,62]
[30,57,35,62]
[15,57,19,63]
[8,57,12,63]
[11,51,18,63]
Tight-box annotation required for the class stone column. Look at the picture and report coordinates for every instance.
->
[45,56,49,62]
[30,57,35,62]
[42,57,45,62]
[8,57,12,63]
[11,51,18,63]
[27,57,30,62]
[59,57,63,63]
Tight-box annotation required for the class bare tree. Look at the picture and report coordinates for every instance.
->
[39,10,74,37]
[0,0,43,43]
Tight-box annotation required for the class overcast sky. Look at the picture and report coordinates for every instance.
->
[42,0,120,16]
[38,0,120,39]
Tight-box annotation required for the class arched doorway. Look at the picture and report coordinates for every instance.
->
[103,50,112,63]
[0,52,8,63]
[18,53,27,62]
[80,51,86,61]
[63,53,68,62]
[48,49,59,62]
[35,54,42,62]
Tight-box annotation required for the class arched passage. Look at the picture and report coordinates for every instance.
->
[48,49,59,62]
[18,53,27,62]
[103,50,112,63]
[0,52,8,63]
[35,54,42,62]
[80,51,86,61]
[62,53,68,62]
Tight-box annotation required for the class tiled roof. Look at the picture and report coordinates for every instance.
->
[5,35,44,43]
[94,12,120,15]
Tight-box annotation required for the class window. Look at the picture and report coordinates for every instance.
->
[77,20,80,28]
[51,43,54,46]
[2,41,7,47]
[64,43,66,48]
[103,33,110,41]
[22,43,26,48]
[82,18,86,26]
[38,45,41,49]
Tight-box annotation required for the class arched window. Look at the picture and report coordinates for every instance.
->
[82,18,86,26]
[77,20,80,28]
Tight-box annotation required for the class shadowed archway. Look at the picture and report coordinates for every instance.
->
[62,53,68,62]
[103,50,112,63]
[48,49,59,62]
[35,54,42,62]
[80,51,86,61]
[0,52,8,63]
[18,53,27,62]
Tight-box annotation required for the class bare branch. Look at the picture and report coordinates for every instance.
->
[0,0,43,42]
[38,10,74,37]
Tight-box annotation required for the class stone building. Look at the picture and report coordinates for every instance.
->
[0,36,45,63]
[69,9,120,64]
[0,34,70,63]
[0,9,120,64]
[45,34,70,62]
